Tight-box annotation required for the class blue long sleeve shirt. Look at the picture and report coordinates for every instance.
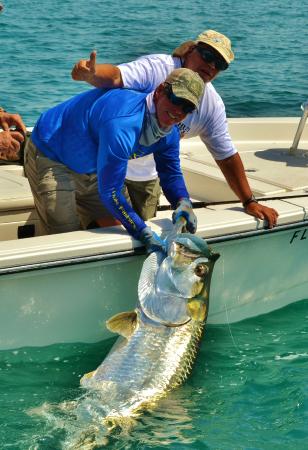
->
[31,88,189,239]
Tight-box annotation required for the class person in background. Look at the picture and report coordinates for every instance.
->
[0,106,26,161]
[72,29,278,228]
[24,69,204,253]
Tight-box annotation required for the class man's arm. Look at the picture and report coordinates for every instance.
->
[72,51,171,93]
[96,118,147,239]
[216,153,279,228]
[71,50,123,89]
[197,88,278,228]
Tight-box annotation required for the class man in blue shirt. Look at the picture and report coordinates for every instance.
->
[24,68,204,252]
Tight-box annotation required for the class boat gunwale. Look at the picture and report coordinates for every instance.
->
[1,220,307,275]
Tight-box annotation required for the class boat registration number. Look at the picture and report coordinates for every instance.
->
[290,228,307,244]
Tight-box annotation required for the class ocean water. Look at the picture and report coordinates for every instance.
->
[0,300,307,449]
[1,0,308,125]
[1,1,308,449]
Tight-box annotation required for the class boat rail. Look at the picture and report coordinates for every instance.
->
[289,99,308,153]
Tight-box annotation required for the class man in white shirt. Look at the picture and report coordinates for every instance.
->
[72,29,278,228]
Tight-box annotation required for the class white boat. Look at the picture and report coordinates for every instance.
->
[1,113,308,350]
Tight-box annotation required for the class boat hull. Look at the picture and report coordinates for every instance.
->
[208,223,308,323]
[1,223,307,350]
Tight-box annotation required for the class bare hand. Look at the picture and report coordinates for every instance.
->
[0,130,24,160]
[245,202,279,228]
[71,50,97,82]
[0,111,27,133]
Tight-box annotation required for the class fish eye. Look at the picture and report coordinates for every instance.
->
[194,263,209,278]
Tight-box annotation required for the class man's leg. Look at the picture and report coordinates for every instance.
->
[24,138,81,234]
[124,178,161,220]
[73,173,119,229]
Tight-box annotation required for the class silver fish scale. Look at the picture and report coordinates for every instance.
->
[79,233,218,422]
[85,317,204,416]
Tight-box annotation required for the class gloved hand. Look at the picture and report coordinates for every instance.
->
[172,198,197,233]
[139,226,167,254]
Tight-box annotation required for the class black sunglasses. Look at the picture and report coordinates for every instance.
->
[164,85,196,114]
[196,46,229,71]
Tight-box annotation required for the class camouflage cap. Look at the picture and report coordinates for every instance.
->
[195,30,234,64]
[165,68,204,109]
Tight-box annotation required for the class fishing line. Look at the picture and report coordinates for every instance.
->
[221,256,241,353]
[224,299,241,354]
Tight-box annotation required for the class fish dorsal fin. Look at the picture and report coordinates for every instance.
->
[106,311,137,338]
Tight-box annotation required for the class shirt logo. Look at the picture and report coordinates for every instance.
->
[130,149,147,160]
[177,122,191,137]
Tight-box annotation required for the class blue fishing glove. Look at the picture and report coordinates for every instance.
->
[139,226,167,254]
[172,198,197,233]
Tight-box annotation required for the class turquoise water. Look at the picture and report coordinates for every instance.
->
[1,1,308,448]
[1,0,307,124]
[0,300,307,449]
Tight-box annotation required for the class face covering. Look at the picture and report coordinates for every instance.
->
[139,110,171,146]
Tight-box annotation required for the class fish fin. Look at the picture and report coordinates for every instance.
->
[80,370,97,385]
[82,370,96,380]
[106,311,137,338]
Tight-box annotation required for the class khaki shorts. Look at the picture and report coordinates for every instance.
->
[24,138,113,235]
[123,178,161,220]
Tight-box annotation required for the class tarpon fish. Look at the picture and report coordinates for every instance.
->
[76,228,219,434]
[38,225,220,448]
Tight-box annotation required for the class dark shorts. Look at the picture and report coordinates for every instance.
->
[123,178,161,220]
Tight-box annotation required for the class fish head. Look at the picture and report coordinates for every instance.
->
[138,233,219,326]
[170,234,219,322]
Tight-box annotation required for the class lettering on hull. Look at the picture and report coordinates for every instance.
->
[290,228,307,244]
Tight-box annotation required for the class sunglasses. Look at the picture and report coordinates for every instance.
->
[165,85,196,114]
[196,46,229,71]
